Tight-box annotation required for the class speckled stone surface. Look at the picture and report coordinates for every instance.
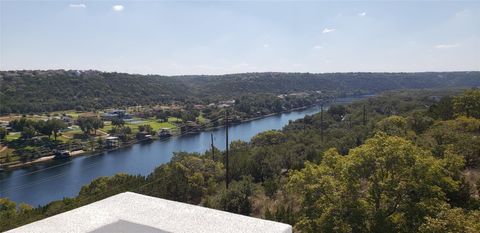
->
[7,192,292,233]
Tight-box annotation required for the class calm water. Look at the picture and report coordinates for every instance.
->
[0,96,366,206]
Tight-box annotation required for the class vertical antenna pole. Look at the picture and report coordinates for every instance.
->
[320,104,324,143]
[211,133,215,161]
[225,110,229,190]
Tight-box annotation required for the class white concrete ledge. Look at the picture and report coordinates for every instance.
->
[8,192,292,233]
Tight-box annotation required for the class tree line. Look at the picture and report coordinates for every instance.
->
[1,70,479,114]
[8,118,66,141]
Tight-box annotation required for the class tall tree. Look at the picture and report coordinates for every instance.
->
[111,117,125,129]
[91,118,104,135]
[77,117,94,135]
[20,126,36,139]
[47,119,67,140]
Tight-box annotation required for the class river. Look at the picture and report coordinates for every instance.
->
[0,96,367,206]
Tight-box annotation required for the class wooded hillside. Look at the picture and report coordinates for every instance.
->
[1,70,479,114]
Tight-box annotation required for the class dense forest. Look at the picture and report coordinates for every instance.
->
[1,89,479,232]
[1,70,479,114]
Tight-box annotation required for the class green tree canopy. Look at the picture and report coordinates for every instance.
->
[453,89,480,118]
[288,133,464,233]
[375,115,408,137]
[251,130,287,146]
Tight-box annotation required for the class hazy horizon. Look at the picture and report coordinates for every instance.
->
[1,69,480,77]
[1,1,479,75]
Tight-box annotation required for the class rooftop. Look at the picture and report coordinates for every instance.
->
[7,192,292,233]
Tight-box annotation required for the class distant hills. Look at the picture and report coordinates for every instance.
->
[1,70,479,114]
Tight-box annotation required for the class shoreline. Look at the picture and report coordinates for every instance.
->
[0,104,322,171]
[1,98,346,171]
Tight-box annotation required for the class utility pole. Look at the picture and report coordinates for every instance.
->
[225,110,230,190]
[211,133,215,161]
[363,104,367,126]
[320,104,324,143]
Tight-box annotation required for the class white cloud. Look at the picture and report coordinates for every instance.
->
[322,28,336,34]
[112,5,124,11]
[313,45,323,49]
[435,43,460,49]
[69,4,86,8]
[358,12,366,17]
[263,44,270,48]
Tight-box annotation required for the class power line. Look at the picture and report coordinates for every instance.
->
[1,114,225,183]
[11,115,235,212]
[320,104,324,143]
[211,133,215,161]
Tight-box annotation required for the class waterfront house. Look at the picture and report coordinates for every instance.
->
[106,136,120,148]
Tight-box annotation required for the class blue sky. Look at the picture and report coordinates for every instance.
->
[1,1,479,75]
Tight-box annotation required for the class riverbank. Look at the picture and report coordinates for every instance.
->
[1,95,370,206]
[0,97,345,171]
[5,150,85,170]
[0,103,323,171]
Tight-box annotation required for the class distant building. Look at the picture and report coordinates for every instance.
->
[217,104,231,108]
[193,104,205,110]
[106,136,120,148]
[101,109,132,120]
[289,92,309,97]
[136,132,153,141]
[61,116,74,126]
[219,99,236,105]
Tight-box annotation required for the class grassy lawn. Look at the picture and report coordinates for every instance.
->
[58,135,72,143]
[0,110,82,123]
[5,132,20,142]
[143,118,176,131]
[25,115,48,121]
[49,110,89,120]
[60,111,81,119]
[101,117,176,134]
[101,122,114,132]
[59,126,83,142]
[168,117,182,123]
